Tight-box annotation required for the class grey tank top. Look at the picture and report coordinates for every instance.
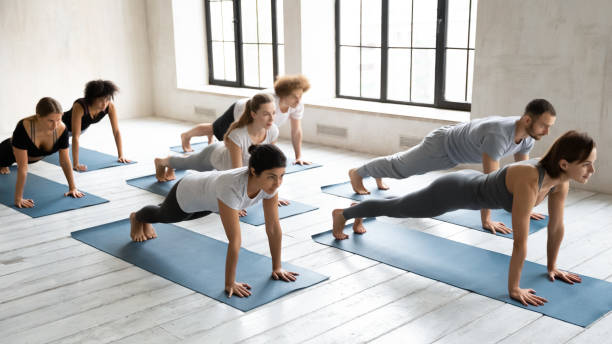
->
[476,159,545,212]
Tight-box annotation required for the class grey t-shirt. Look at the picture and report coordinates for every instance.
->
[443,116,534,164]
[176,167,276,213]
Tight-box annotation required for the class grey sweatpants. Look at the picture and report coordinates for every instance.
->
[343,170,488,220]
[356,127,456,179]
[168,143,216,171]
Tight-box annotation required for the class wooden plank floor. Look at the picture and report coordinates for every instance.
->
[0,117,610,344]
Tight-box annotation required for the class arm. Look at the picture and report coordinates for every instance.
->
[70,103,86,171]
[225,138,243,169]
[107,102,129,163]
[290,118,309,165]
[480,153,511,234]
[514,153,529,162]
[218,199,251,298]
[508,172,547,306]
[58,148,84,198]
[546,182,581,284]
[12,147,34,208]
[263,194,298,281]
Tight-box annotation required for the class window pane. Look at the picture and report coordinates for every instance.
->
[388,0,412,47]
[339,0,360,46]
[446,0,470,48]
[387,48,411,101]
[210,1,223,41]
[243,44,259,86]
[361,47,381,98]
[223,41,237,81]
[278,44,285,75]
[411,49,435,103]
[241,0,258,44]
[222,1,235,41]
[257,0,273,44]
[467,49,474,102]
[412,0,437,48]
[469,0,478,49]
[362,0,381,47]
[212,42,225,79]
[340,46,360,96]
[276,0,284,44]
[444,49,467,102]
[259,44,274,87]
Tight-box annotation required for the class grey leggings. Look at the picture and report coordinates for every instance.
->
[168,142,216,171]
[343,170,489,220]
[357,127,456,179]
[135,180,211,223]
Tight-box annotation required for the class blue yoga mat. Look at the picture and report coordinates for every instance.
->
[126,172,317,225]
[126,170,189,196]
[312,218,612,327]
[72,219,328,311]
[170,142,209,154]
[434,209,548,238]
[285,162,322,174]
[321,178,407,201]
[43,146,136,171]
[240,201,318,226]
[0,166,108,218]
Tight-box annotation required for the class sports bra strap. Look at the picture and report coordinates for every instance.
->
[30,119,35,143]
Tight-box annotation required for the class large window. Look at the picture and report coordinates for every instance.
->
[205,0,284,88]
[336,0,477,110]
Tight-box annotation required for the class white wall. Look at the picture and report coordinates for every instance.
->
[0,0,153,134]
[471,0,612,193]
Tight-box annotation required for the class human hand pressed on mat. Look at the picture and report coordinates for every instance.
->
[548,268,582,284]
[510,287,548,307]
[482,219,512,234]
[530,212,546,220]
[65,188,84,198]
[271,268,299,282]
[226,281,252,298]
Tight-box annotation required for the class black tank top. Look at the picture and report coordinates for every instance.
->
[11,119,69,157]
[62,98,109,132]
[477,159,546,212]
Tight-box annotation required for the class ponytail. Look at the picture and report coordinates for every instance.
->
[223,93,274,142]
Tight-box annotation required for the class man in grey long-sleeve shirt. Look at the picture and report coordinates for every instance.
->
[349,99,557,234]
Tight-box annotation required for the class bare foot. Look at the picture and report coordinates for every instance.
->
[332,209,349,240]
[130,212,147,242]
[207,134,214,145]
[164,167,176,181]
[352,217,367,234]
[349,168,370,195]
[376,178,389,190]
[143,223,158,239]
[0,167,9,174]
[154,158,167,182]
[181,133,193,152]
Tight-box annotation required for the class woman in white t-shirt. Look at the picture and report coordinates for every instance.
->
[179,74,311,165]
[130,144,298,298]
[154,93,279,182]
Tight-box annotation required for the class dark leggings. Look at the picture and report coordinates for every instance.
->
[0,138,16,167]
[343,170,490,220]
[212,103,236,141]
[135,180,212,223]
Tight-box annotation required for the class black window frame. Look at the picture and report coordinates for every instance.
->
[335,0,473,111]
[204,0,282,89]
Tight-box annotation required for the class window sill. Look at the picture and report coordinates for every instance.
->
[177,84,470,124]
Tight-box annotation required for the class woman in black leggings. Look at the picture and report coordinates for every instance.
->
[332,131,596,307]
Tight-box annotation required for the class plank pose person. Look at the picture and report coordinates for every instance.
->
[0,97,84,207]
[180,74,311,165]
[349,99,557,234]
[131,144,298,298]
[333,131,595,306]
[62,79,130,171]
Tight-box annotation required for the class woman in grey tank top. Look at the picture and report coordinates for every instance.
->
[331,131,596,307]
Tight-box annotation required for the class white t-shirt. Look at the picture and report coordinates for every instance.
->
[176,167,277,213]
[233,89,304,127]
[209,125,279,170]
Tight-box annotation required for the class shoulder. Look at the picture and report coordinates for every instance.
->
[507,164,540,188]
